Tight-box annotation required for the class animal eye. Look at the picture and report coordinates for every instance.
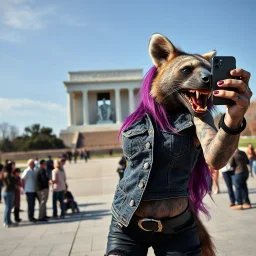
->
[181,66,193,74]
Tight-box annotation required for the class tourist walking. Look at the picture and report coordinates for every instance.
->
[2,162,17,228]
[52,157,67,218]
[21,159,37,222]
[246,143,256,177]
[221,161,235,207]
[84,149,88,162]
[13,168,22,222]
[230,148,251,210]
[37,160,50,221]
[74,149,79,163]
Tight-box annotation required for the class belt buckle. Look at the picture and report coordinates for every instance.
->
[138,218,163,232]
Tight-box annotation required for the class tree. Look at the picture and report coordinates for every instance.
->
[0,122,10,139]
[0,123,65,152]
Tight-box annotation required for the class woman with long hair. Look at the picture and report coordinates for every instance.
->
[2,162,17,228]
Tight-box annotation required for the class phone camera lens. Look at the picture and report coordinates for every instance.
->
[214,59,219,64]
[215,65,219,69]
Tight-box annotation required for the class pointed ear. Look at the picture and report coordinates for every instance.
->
[149,34,178,67]
[202,50,216,62]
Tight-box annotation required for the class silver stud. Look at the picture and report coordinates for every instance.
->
[138,181,144,188]
[143,162,150,169]
[127,131,131,135]
[148,129,153,134]
[145,142,151,149]
[129,200,135,207]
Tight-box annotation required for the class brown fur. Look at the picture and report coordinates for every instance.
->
[149,34,217,254]
[192,211,216,256]
[149,33,215,117]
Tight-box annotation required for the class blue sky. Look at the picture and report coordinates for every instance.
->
[0,0,255,135]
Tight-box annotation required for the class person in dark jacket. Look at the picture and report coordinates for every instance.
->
[13,168,22,222]
[116,155,126,181]
[230,148,251,210]
[37,160,50,221]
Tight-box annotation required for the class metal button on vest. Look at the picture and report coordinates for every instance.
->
[127,131,131,135]
[143,162,150,169]
[148,129,153,134]
[145,142,151,149]
[129,200,135,207]
[138,181,144,188]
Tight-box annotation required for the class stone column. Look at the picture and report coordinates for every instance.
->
[67,91,74,126]
[115,88,121,123]
[128,88,135,114]
[82,90,89,125]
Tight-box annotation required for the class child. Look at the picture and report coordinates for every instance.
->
[64,189,79,214]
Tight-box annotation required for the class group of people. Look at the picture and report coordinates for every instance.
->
[64,148,90,164]
[210,143,256,210]
[0,155,79,228]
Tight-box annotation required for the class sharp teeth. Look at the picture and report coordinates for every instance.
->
[203,106,207,110]
[208,92,212,99]
[196,91,200,99]
[190,90,195,93]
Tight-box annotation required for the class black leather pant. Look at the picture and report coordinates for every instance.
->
[106,215,201,256]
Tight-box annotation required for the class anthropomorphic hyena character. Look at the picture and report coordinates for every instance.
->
[106,34,252,256]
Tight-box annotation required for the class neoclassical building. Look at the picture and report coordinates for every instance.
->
[60,69,143,149]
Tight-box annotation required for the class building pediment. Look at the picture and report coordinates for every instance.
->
[64,69,143,85]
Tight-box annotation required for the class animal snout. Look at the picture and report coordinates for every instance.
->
[201,74,210,84]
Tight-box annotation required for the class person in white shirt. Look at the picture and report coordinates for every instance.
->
[221,161,235,207]
[21,159,37,222]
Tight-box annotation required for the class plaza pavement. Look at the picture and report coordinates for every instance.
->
[1,157,256,256]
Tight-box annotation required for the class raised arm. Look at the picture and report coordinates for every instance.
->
[194,68,252,170]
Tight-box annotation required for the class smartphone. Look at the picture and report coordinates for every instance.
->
[211,56,236,105]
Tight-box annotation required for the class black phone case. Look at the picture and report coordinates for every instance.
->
[212,56,236,105]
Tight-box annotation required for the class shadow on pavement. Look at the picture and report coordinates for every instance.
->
[78,202,105,207]
[17,209,111,227]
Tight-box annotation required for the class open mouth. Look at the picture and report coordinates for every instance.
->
[181,89,212,113]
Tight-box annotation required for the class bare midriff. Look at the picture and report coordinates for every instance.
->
[135,197,189,219]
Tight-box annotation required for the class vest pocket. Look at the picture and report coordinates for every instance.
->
[161,130,190,158]
[113,185,126,211]
[122,129,148,159]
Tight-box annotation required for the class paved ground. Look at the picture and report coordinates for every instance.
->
[1,157,256,256]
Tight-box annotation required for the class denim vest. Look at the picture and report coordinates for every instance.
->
[111,112,201,227]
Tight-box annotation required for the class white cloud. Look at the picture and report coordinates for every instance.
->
[0,0,54,30]
[0,98,66,117]
[0,97,66,135]
[0,0,88,43]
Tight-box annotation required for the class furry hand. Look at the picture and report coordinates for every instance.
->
[213,68,252,129]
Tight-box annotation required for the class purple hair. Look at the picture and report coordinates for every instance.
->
[120,66,213,216]
[119,66,175,134]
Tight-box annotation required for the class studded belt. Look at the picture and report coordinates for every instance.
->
[133,206,192,234]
